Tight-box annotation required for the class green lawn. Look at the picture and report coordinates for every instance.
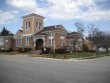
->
[0,52,20,55]
[1,51,110,59]
[32,52,99,59]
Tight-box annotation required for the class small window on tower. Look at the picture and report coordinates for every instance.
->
[26,22,27,29]
[28,21,30,29]
[39,22,41,29]
[36,21,39,28]
[25,21,30,30]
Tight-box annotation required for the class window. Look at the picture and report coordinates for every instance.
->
[36,21,41,30]
[48,39,51,46]
[52,39,54,45]
[25,21,30,30]
[60,39,64,45]
[48,32,53,37]
[0,38,4,45]
[25,36,30,46]
[51,32,53,36]
[39,22,41,29]
[17,36,22,46]
[48,33,51,36]
[69,40,72,46]
[26,22,27,29]
[36,21,39,28]
[5,40,8,47]
[61,33,65,37]
[28,21,30,29]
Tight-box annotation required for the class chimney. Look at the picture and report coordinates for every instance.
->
[55,25,57,28]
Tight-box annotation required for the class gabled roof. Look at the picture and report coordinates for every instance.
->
[34,25,67,36]
[22,13,45,19]
[67,32,79,35]
[67,32,80,39]
[15,29,23,35]
[44,25,62,31]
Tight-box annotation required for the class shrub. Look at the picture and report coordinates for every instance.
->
[83,44,89,52]
[64,46,71,53]
[89,50,95,53]
[6,48,13,52]
[18,48,23,52]
[24,48,32,52]
[0,49,4,52]
[55,48,66,54]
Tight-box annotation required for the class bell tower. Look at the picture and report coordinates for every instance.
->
[22,13,45,35]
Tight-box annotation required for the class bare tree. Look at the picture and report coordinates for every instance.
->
[86,24,110,52]
[74,22,85,38]
[86,24,104,53]
[102,32,110,52]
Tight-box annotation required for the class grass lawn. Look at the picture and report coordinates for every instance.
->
[0,52,21,55]
[31,52,103,59]
[1,51,110,59]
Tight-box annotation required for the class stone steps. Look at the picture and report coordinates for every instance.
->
[27,50,42,55]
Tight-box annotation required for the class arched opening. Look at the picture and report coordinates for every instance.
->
[36,39,43,50]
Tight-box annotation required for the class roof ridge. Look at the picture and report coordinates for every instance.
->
[44,25,61,28]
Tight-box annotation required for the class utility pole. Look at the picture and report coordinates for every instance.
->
[75,43,78,58]
[53,38,55,58]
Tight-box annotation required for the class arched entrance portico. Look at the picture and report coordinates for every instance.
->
[36,39,43,50]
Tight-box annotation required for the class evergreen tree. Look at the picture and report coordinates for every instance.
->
[0,26,14,36]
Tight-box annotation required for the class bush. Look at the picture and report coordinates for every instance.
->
[18,48,23,52]
[83,44,89,52]
[0,48,13,52]
[0,49,4,52]
[89,50,95,53]
[63,46,71,53]
[6,48,13,52]
[55,48,66,54]
[24,48,32,52]
[41,47,51,54]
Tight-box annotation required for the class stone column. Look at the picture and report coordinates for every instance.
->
[43,39,45,47]
[33,37,37,50]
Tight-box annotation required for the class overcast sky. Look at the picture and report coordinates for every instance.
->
[0,0,110,34]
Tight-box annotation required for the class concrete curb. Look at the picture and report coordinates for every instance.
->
[34,57,95,61]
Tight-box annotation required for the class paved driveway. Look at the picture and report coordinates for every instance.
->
[0,54,110,83]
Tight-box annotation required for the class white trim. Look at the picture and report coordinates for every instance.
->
[23,16,33,19]
[60,36,64,39]
[35,17,44,20]
[23,34,33,36]
[25,36,30,46]
[48,36,54,39]
[33,36,45,47]
[23,15,44,20]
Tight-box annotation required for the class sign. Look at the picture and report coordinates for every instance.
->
[75,41,81,48]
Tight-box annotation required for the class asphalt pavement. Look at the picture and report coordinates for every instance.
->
[0,54,110,83]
